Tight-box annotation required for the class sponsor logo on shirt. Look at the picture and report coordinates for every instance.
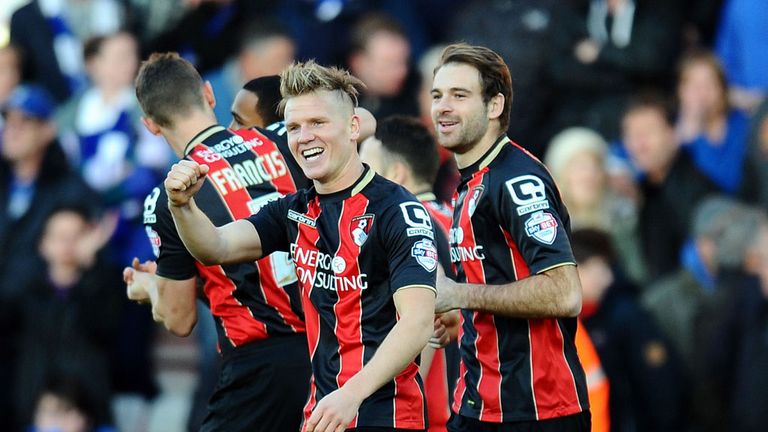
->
[524,211,558,244]
[145,226,161,257]
[290,244,368,291]
[400,202,434,239]
[411,239,438,272]
[506,175,550,215]
[287,209,317,228]
[350,214,374,247]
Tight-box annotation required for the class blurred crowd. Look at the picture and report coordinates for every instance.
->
[0,0,767,431]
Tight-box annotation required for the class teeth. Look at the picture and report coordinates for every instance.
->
[302,148,324,159]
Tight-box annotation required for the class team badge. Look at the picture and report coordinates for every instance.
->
[145,226,162,257]
[350,214,374,247]
[467,186,484,217]
[411,239,438,272]
[524,211,558,245]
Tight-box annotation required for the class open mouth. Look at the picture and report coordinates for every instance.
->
[438,120,459,132]
[302,147,325,161]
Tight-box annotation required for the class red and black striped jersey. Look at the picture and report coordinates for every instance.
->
[143,125,310,354]
[449,136,589,422]
[249,166,437,430]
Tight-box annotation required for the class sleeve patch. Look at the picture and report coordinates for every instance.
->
[145,226,162,257]
[524,211,558,245]
[400,202,434,239]
[411,239,438,272]
[143,187,161,224]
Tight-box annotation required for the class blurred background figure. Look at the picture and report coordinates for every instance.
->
[13,205,119,429]
[205,19,295,125]
[675,49,749,194]
[449,0,563,157]
[56,30,172,266]
[573,228,686,432]
[30,374,116,432]
[621,93,717,281]
[348,13,419,118]
[545,127,646,285]
[10,0,127,103]
[715,0,768,113]
[0,43,22,130]
[548,0,680,143]
[741,98,768,207]
[0,84,100,429]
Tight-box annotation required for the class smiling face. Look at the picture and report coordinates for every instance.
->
[284,90,360,190]
[430,63,493,156]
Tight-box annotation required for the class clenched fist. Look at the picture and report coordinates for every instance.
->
[164,160,210,207]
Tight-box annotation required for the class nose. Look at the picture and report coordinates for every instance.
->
[297,125,314,144]
[432,95,451,115]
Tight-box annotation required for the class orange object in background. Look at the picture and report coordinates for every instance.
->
[576,319,610,432]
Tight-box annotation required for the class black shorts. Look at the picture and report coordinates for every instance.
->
[201,333,311,432]
[447,411,591,432]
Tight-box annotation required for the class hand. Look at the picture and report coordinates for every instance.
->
[164,160,209,207]
[574,38,600,64]
[124,257,157,303]
[435,265,461,313]
[305,388,362,432]
[78,210,119,266]
[428,316,450,349]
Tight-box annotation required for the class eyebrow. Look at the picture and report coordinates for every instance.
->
[231,112,244,123]
[431,87,473,94]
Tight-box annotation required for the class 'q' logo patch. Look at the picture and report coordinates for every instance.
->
[524,212,558,245]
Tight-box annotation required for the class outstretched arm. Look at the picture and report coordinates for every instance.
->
[165,160,264,265]
[305,287,435,432]
[124,258,198,336]
[435,264,582,318]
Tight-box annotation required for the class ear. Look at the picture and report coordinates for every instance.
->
[390,160,410,185]
[141,117,162,136]
[487,93,505,121]
[203,81,217,109]
[350,113,361,142]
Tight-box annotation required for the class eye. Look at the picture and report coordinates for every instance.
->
[454,93,466,100]
[312,120,325,127]
[431,93,441,101]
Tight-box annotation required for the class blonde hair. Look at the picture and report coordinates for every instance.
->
[278,60,365,115]
[545,127,608,185]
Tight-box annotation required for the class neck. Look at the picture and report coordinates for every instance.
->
[161,112,219,157]
[454,125,503,169]
[647,157,675,185]
[315,155,365,195]
[13,156,44,183]
[49,264,81,287]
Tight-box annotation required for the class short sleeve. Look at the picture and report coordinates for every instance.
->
[382,200,438,293]
[143,187,197,280]
[497,167,575,274]
[246,194,292,256]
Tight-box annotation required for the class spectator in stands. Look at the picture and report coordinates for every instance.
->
[30,373,116,432]
[707,204,768,432]
[545,127,646,284]
[573,228,686,432]
[0,44,22,109]
[715,0,768,112]
[204,20,295,125]
[0,85,99,428]
[740,98,768,207]
[348,13,419,118]
[548,0,680,142]
[56,31,172,266]
[676,50,750,194]
[449,0,564,157]
[14,205,119,427]
[622,93,717,281]
[9,0,126,102]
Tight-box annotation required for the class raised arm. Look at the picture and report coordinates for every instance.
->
[165,160,264,265]
[435,264,582,318]
[305,287,435,432]
[124,258,198,336]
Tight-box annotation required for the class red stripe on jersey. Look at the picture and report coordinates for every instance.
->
[457,170,503,421]
[394,362,426,429]
[195,263,268,344]
[451,343,468,415]
[295,199,322,425]
[424,349,450,431]
[236,127,298,193]
[332,195,369,429]
[504,229,582,420]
